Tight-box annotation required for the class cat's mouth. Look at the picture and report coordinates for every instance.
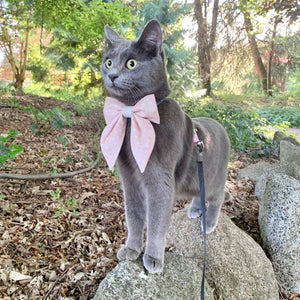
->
[107,84,129,99]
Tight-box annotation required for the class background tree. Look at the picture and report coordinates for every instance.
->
[0,1,32,90]
[240,0,299,94]
[242,9,268,93]
[130,0,194,97]
[0,0,131,92]
[194,0,219,96]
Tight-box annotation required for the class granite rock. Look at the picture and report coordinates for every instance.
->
[259,173,300,293]
[238,161,274,181]
[93,252,214,300]
[280,140,300,164]
[166,209,279,300]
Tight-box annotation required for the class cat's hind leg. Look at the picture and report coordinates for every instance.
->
[188,190,224,234]
[117,183,146,262]
[188,196,202,219]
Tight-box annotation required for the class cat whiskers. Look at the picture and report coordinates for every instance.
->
[120,79,143,101]
[129,86,144,100]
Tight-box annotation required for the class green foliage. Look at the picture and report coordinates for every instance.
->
[50,188,61,200]
[57,135,70,147]
[258,107,300,127]
[0,83,16,95]
[285,68,300,98]
[1,93,73,133]
[27,58,50,82]
[0,129,23,166]
[50,188,79,216]
[182,99,263,151]
[133,0,194,98]
[55,196,79,217]
[23,82,103,111]
[24,104,73,134]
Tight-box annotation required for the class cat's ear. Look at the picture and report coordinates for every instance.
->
[137,19,162,53]
[104,25,124,45]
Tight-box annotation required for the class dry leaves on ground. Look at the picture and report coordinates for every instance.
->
[0,93,299,299]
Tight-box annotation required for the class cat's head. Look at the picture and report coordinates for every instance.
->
[101,20,171,105]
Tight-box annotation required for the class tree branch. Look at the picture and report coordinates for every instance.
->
[0,128,103,181]
[0,154,101,180]
[209,0,219,49]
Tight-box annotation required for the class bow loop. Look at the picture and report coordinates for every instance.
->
[132,95,160,124]
[100,94,160,173]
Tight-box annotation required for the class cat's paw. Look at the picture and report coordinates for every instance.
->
[201,218,218,234]
[117,246,140,261]
[143,254,163,274]
[188,206,202,219]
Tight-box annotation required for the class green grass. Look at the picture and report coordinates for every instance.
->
[23,82,104,114]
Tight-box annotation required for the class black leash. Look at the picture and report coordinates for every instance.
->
[194,129,206,300]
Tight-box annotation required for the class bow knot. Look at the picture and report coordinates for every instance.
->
[122,106,133,118]
[100,94,160,173]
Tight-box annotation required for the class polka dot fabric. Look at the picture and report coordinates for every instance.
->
[100,94,160,173]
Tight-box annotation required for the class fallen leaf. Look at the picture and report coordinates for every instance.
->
[9,270,32,282]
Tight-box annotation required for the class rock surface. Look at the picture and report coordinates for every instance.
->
[259,173,300,293]
[255,162,300,199]
[239,140,300,199]
[93,252,214,300]
[274,130,300,146]
[166,209,279,300]
[280,140,300,164]
[238,161,273,181]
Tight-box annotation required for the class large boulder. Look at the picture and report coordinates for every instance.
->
[259,173,300,293]
[166,209,279,300]
[280,140,300,164]
[255,162,300,199]
[239,140,300,199]
[93,252,214,300]
[273,130,300,146]
[238,161,274,181]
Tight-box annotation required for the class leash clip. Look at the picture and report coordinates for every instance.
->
[194,129,204,162]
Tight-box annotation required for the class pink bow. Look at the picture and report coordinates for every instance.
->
[100,94,160,173]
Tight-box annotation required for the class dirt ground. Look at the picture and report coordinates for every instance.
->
[0,92,299,299]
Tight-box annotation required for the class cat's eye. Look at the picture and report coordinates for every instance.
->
[105,58,113,69]
[126,59,137,70]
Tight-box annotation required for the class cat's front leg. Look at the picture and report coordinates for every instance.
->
[117,182,146,262]
[143,170,174,274]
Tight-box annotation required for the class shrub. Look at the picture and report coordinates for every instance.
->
[258,107,300,127]
[182,100,262,151]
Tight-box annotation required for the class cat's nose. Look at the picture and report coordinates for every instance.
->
[109,74,118,83]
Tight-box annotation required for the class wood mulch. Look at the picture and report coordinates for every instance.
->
[0,92,299,299]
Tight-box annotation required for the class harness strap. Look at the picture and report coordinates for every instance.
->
[156,98,165,106]
[194,129,206,300]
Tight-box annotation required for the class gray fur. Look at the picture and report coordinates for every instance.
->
[101,20,230,273]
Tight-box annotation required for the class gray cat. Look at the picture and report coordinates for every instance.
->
[101,20,230,274]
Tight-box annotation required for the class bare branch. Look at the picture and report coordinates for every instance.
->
[0,154,101,180]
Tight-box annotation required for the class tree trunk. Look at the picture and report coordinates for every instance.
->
[194,0,219,97]
[267,16,281,96]
[243,11,267,93]
[1,19,30,91]
[15,18,30,90]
